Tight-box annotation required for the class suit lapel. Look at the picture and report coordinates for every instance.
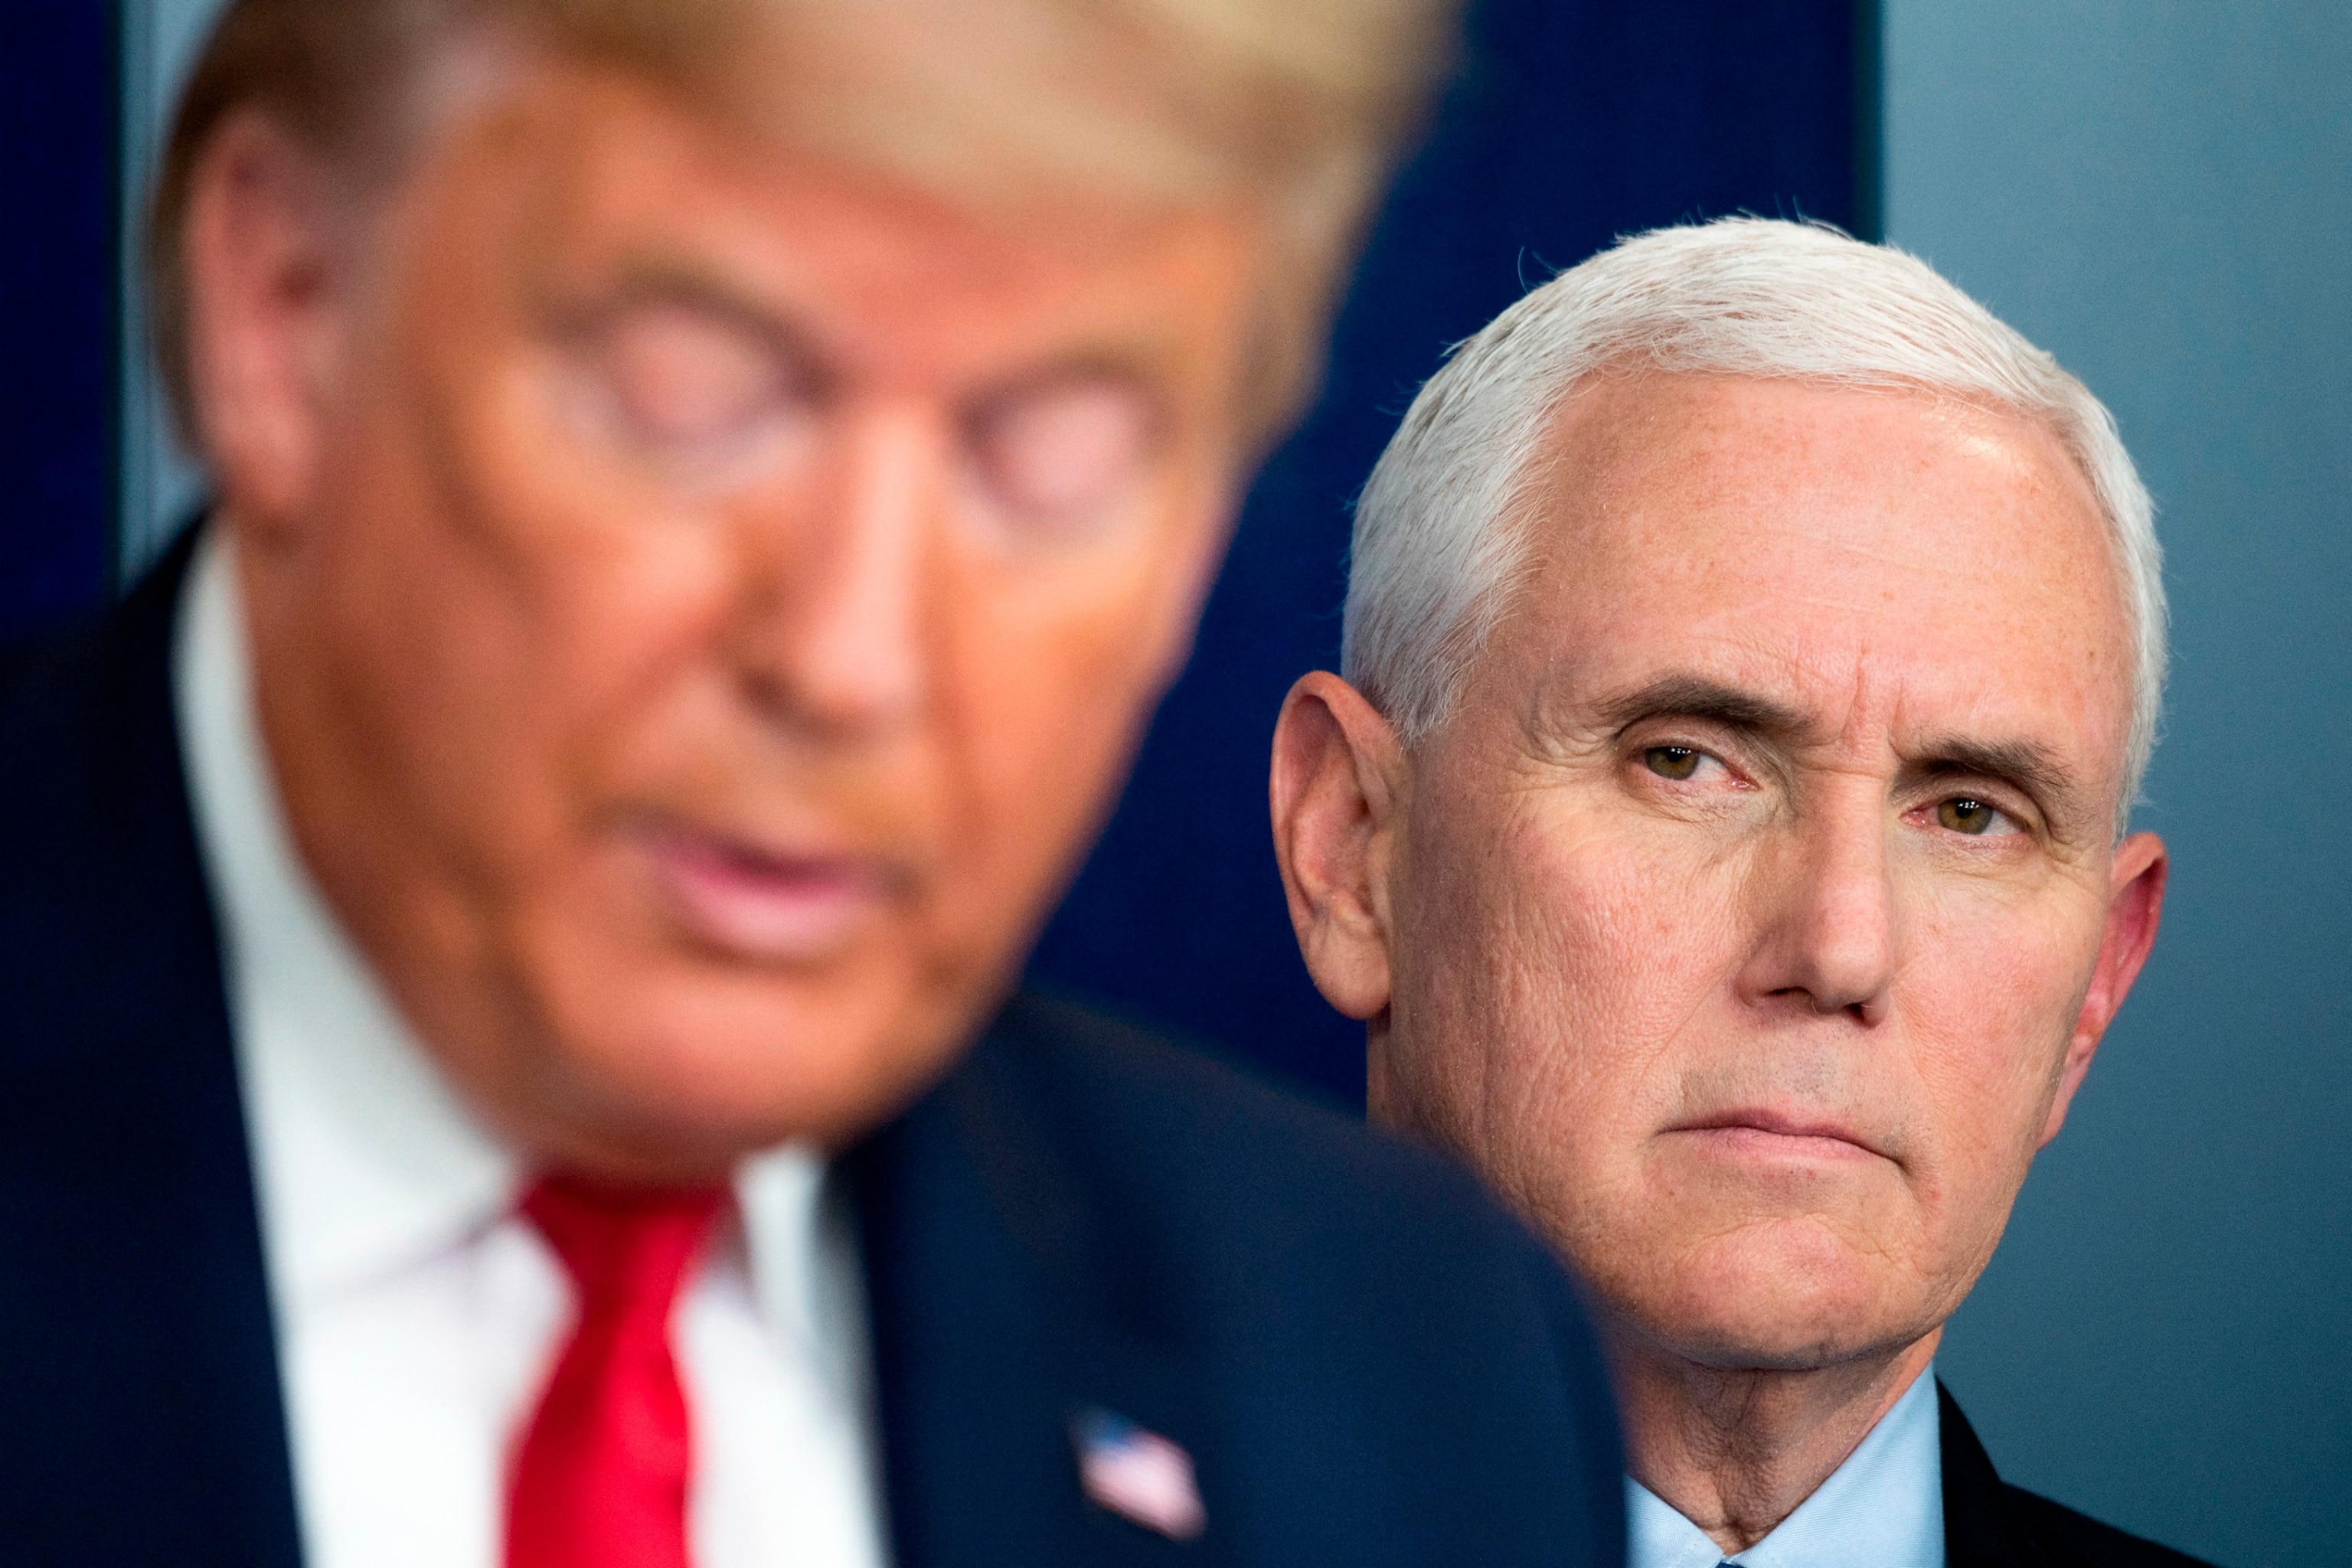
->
[849,1015,1220,1567]
[5,539,1203,1566]
[1940,1380,2036,1568]
[0,536,303,1565]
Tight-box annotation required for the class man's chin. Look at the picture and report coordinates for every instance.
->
[506,936,995,1175]
[1648,1318,1888,1375]
[521,1017,965,1179]
[1598,1232,1931,1374]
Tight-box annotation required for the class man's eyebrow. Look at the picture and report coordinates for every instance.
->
[1592,675,1811,736]
[1905,737,2082,810]
[555,260,825,357]
[562,259,1176,400]
[1592,681,2093,817]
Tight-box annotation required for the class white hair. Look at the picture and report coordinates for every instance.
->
[1342,217,2165,834]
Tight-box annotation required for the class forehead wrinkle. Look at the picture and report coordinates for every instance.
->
[1501,377,2136,806]
[1877,657,2122,844]
[1821,655,2101,822]
[1640,566,2113,786]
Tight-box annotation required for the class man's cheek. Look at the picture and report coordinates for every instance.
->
[1470,868,1684,1173]
[1895,995,2073,1252]
[1526,824,1751,1037]
[1905,896,2092,1116]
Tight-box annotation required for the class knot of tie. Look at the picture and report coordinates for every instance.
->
[524,1175,728,1315]
[508,1174,729,1568]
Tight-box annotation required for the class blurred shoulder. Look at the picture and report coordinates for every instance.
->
[980,988,1517,1232]
[0,609,109,760]
[960,987,1617,1389]
[864,997,1624,1565]
[0,531,189,799]
[0,535,215,1074]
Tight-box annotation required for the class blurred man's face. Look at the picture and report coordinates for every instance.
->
[1340,375,2164,1370]
[201,60,1269,1174]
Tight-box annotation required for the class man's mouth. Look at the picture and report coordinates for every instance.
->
[1664,1107,1889,1164]
[633,818,897,962]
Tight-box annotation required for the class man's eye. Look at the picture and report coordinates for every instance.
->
[581,302,807,461]
[1644,746,1707,781]
[1936,797,2014,835]
[965,373,1158,532]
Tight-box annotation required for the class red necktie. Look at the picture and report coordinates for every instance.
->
[506,1174,728,1568]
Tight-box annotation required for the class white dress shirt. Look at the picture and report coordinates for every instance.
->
[173,529,890,1568]
[1627,1364,1944,1568]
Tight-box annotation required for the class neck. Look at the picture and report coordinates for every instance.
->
[1609,1321,1940,1557]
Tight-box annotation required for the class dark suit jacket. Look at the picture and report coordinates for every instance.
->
[0,537,1625,1567]
[1942,1383,2213,1568]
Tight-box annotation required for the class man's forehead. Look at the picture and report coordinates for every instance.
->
[1496,374,2135,777]
[1536,373,2099,553]
[420,67,1263,376]
[462,64,1246,266]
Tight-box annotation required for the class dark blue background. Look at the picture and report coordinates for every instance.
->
[1031,0,1870,1104]
[0,8,118,640]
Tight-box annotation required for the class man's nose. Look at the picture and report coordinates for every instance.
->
[1735,782,1899,1023]
[730,403,938,737]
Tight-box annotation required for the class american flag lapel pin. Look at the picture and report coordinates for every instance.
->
[1071,1406,1207,1542]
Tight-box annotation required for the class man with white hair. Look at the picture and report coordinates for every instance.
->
[0,1,1625,1564]
[1272,217,2210,1568]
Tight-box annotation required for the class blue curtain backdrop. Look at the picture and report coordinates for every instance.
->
[0,8,117,639]
[1030,0,1870,1105]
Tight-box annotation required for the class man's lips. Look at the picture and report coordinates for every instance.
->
[1664,1108,1890,1163]
[633,819,897,962]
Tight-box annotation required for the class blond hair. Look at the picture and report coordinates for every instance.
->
[149,0,1459,439]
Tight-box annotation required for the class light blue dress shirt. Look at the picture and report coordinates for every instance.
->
[1625,1365,1944,1568]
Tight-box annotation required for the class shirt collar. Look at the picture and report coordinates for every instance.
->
[171,526,846,1365]
[176,524,518,1305]
[1627,1364,1945,1568]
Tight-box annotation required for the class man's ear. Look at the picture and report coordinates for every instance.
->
[180,109,354,541]
[2040,830,2168,1146]
[1269,671,1405,1021]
